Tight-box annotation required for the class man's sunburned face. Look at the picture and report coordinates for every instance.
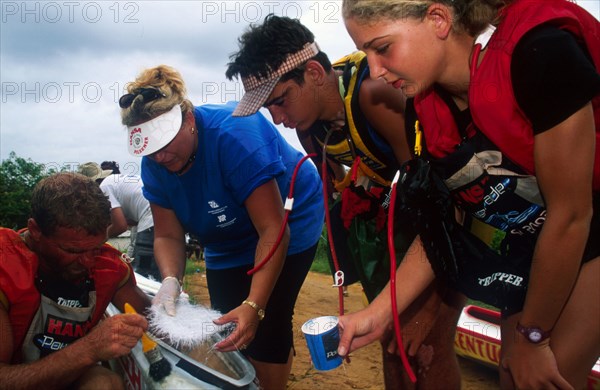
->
[35,226,107,281]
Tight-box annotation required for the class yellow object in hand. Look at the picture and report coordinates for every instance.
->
[124,303,156,353]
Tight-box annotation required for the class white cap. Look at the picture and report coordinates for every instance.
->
[127,104,182,156]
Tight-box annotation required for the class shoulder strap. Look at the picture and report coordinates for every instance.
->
[333,52,397,174]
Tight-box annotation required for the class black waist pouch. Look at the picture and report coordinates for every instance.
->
[396,158,529,313]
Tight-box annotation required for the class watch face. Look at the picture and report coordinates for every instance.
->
[529,330,542,343]
[517,323,549,344]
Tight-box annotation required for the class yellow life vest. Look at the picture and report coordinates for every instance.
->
[311,51,396,187]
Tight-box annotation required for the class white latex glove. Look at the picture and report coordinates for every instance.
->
[152,276,181,316]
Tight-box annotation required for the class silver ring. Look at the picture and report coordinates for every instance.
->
[240,344,248,350]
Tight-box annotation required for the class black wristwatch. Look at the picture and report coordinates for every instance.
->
[516,322,551,344]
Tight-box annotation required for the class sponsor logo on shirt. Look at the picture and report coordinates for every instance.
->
[57,297,83,308]
[208,200,236,228]
[33,315,91,356]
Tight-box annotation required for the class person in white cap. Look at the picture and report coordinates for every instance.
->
[78,162,159,280]
[226,14,464,389]
[120,64,324,389]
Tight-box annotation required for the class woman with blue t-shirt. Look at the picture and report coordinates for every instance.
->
[120,65,324,389]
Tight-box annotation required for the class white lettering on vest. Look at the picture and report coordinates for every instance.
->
[57,297,82,308]
[478,272,524,287]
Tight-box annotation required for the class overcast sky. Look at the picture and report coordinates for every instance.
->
[1,0,598,176]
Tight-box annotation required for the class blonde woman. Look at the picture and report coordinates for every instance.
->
[120,65,324,389]
[338,1,600,389]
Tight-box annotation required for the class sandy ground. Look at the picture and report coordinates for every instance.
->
[185,269,500,389]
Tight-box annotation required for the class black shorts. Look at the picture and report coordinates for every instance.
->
[132,227,160,280]
[206,243,318,364]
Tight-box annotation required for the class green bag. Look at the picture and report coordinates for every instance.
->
[336,163,415,303]
[346,206,414,303]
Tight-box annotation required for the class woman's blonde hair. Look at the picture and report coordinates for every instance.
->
[342,0,506,36]
[121,65,194,126]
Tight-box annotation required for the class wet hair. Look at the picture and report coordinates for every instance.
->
[101,160,120,174]
[225,14,332,86]
[342,0,506,36]
[121,65,194,126]
[30,173,111,236]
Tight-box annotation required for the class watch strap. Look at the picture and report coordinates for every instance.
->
[516,322,551,344]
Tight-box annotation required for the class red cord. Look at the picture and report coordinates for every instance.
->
[246,137,348,357]
[320,136,350,364]
[321,154,345,316]
[388,179,417,383]
[247,154,317,276]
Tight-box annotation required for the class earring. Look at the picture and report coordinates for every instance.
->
[191,127,195,134]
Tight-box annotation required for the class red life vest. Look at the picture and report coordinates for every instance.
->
[415,0,600,191]
[0,228,132,363]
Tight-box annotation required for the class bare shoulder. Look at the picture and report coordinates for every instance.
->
[357,78,411,163]
[359,77,406,113]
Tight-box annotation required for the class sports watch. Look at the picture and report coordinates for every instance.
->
[516,322,551,344]
[242,300,265,321]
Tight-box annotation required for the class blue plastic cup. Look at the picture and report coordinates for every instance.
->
[301,316,342,371]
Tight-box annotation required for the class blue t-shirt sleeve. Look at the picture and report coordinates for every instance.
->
[140,157,172,209]
[218,115,286,205]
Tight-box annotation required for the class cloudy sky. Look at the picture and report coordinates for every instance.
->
[1,1,598,175]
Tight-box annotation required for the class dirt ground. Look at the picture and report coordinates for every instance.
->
[185,270,500,389]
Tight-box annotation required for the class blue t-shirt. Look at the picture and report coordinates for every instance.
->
[141,102,324,269]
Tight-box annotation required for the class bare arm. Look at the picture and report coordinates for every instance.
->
[214,179,289,351]
[337,235,435,356]
[506,103,595,388]
[112,270,152,315]
[245,179,289,309]
[150,203,187,281]
[0,303,146,388]
[359,78,411,164]
[522,103,594,329]
[106,207,128,238]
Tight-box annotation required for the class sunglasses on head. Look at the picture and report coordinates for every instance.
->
[119,87,166,108]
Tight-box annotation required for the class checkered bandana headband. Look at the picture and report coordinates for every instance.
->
[232,42,320,117]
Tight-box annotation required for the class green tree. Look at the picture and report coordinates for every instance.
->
[0,152,55,229]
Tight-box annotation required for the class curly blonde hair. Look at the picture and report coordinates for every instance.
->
[121,65,194,126]
[342,0,506,36]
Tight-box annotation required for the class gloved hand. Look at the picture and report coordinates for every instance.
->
[152,276,181,316]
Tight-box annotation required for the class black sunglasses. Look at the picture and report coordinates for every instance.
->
[119,88,166,108]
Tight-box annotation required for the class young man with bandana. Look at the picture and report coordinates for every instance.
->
[0,173,150,389]
[226,14,465,389]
